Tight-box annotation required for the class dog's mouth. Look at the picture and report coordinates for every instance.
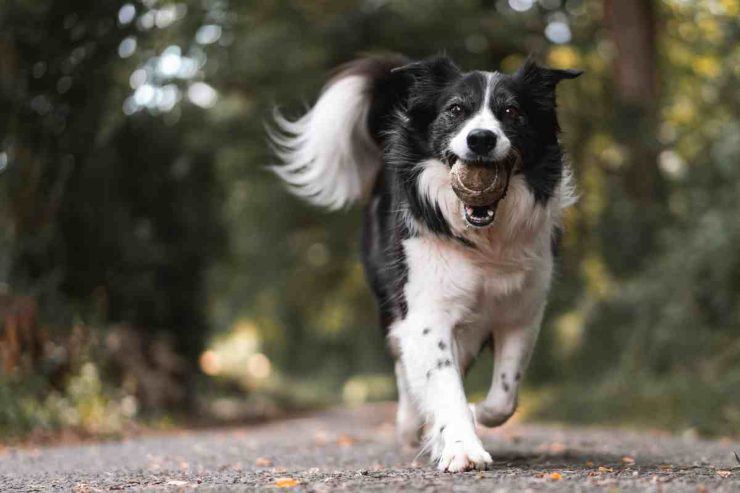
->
[450,155,519,229]
[463,203,497,227]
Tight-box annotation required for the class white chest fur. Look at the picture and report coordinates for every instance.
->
[411,157,563,304]
[391,158,573,472]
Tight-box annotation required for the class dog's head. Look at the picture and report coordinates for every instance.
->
[393,56,582,228]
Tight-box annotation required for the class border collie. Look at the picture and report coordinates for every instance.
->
[269,54,582,472]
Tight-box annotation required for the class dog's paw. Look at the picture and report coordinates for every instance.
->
[436,435,492,472]
[471,399,517,428]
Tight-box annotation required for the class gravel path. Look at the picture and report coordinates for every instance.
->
[1,403,738,492]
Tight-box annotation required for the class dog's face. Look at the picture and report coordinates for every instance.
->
[431,73,513,165]
[396,57,581,228]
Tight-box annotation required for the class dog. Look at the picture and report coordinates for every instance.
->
[269,53,582,472]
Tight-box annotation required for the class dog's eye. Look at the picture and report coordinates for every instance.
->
[504,106,520,119]
[448,104,463,116]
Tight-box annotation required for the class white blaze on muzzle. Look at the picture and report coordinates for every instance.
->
[448,73,511,162]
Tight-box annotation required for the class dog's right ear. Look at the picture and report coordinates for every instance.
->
[391,56,461,95]
[390,56,461,122]
[391,55,461,82]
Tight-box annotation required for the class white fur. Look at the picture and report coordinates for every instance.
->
[390,236,492,472]
[393,157,574,470]
[395,361,424,447]
[268,75,381,210]
[448,73,511,161]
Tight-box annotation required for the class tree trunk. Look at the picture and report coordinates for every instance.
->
[602,0,666,275]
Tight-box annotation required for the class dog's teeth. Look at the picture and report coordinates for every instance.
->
[486,208,494,217]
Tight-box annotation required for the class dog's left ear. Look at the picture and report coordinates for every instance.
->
[514,57,583,110]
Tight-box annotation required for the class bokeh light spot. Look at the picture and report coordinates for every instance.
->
[188,82,217,108]
[545,20,572,44]
[196,24,222,45]
[509,0,534,12]
[118,4,136,25]
[247,353,271,380]
[118,36,137,58]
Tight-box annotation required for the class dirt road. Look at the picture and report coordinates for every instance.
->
[1,403,738,491]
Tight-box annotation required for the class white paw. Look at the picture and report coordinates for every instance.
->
[436,435,492,472]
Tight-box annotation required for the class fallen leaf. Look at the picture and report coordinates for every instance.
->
[275,477,300,488]
[598,466,614,473]
[536,442,567,453]
[166,480,188,486]
[717,470,732,479]
[549,472,562,481]
[622,456,635,464]
[337,434,355,446]
[584,460,594,467]
[255,457,273,467]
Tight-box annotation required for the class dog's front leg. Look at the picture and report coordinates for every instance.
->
[391,238,491,472]
[393,313,492,471]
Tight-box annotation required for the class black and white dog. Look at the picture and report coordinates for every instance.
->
[269,54,581,472]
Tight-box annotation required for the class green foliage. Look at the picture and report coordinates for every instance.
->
[0,362,138,441]
[531,122,740,435]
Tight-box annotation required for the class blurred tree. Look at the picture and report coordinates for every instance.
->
[0,0,221,410]
[601,0,666,275]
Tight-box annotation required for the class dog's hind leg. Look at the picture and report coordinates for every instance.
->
[394,361,424,448]
[474,280,547,428]
[474,322,541,427]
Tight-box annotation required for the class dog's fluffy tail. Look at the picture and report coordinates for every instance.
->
[268,54,408,210]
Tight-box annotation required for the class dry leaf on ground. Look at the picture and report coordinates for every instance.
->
[337,434,355,446]
[275,477,300,488]
[536,442,566,453]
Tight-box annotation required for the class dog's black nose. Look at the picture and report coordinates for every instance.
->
[467,129,497,155]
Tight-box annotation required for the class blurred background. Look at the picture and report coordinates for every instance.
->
[1,0,738,443]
